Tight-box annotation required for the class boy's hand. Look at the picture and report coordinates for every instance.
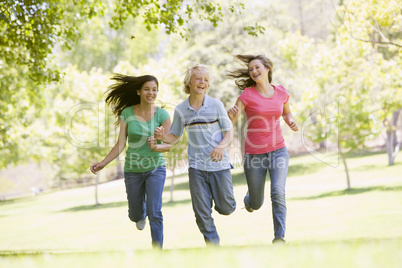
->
[154,126,165,140]
[209,147,224,162]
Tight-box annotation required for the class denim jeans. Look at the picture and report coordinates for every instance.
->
[243,147,289,240]
[124,166,166,248]
[188,168,236,245]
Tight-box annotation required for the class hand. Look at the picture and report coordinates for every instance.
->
[148,136,158,151]
[288,120,299,131]
[154,126,165,141]
[209,147,224,162]
[90,162,105,174]
[228,105,239,121]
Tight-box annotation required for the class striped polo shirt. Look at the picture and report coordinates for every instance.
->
[170,94,232,171]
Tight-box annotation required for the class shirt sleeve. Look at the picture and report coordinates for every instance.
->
[216,101,232,132]
[158,107,170,125]
[119,108,127,124]
[279,86,290,103]
[169,108,184,137]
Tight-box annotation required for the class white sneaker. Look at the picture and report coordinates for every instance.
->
[136,217,146,230]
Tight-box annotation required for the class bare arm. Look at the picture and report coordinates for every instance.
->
[282,101,299,131]
[228,98,245,125]
[148,117,173,152]
[154,124,181,145]
[90,118,127,174]
[148,137,172,152]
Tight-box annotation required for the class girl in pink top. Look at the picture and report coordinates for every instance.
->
[227,54,298,244]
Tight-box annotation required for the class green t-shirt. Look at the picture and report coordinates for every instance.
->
[120,106,169,173]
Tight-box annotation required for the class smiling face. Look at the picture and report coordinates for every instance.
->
[137,80,158,104]
[189,70,209,95]
[249,59,270,84]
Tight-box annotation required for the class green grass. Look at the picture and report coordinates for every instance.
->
[0,151,401,267]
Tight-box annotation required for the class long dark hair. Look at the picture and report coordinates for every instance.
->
[226,54,274,90]
[105,74,159,119]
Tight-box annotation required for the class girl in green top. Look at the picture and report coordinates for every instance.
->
[90,74,171,249]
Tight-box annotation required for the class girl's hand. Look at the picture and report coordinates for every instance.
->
[228,105,239,121]
[90,162,105,174]
[287,120,299,131]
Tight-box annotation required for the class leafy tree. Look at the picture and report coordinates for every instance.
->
[334,0,402,165]
[299,38,381,189]
[57,8,163,73]
[0,0,101,169]
[41,66,112,189]
[335,0,402,50]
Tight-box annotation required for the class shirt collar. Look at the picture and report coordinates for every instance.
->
[186,94,211,110]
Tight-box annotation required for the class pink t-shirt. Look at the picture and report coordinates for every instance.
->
[238,85,290,154]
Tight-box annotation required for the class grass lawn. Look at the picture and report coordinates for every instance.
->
[0,151,401,267]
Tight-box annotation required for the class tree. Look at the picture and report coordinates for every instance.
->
[334,0,402,165]
[299,38,381,189]
[0,0,101,169]
[42,66,112,189]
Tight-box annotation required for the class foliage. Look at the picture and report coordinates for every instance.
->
[0,0,101,169]
[109,0,262,38]
[41,66,111,187]
[58,7,163,73]
[335,0,402,53]
[290,0,402,186]
[334,0,402,165]
[0,0,257,171]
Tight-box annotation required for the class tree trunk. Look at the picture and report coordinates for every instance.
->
[339,147,351,190]
[298,0,305,35]
[170,170,175,202]
[386,109,401,166]
[95,172,100,205]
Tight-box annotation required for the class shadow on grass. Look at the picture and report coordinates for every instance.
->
[61,201,128,212]
[164,180,189,192]
[0,195,37,206]
[162,198,192,207]
[289,185,402,201]
[352,161,402,172]
[288,162,325,177]
[346,150,386,159]
[61,198,192,212]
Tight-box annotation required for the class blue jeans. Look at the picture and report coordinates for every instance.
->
[243,147,289,240]
[124,166,166,248]
[188,168,236,245]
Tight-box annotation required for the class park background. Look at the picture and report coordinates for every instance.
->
[1,0,401,267]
